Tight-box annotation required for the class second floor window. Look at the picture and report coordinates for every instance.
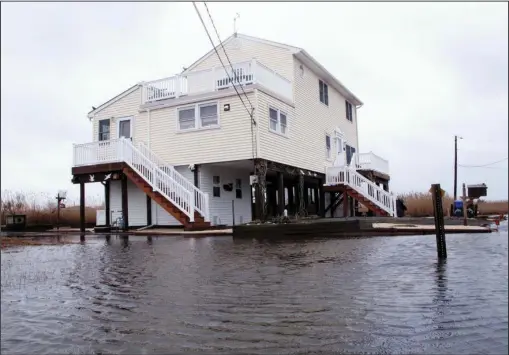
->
[178,107,196,130]
[178,102,219,131]
[269,107,288,136]
[199,103,218,127]
[98,119,110,141]
[326,134,331,159]
[319,80,329,106]
[345,101,353,122]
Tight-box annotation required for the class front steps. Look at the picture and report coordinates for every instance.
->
[123,167,211,231]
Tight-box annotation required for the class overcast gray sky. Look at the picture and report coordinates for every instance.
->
[1,2,508,204]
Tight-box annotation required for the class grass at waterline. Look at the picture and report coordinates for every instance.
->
[1,190,100,227]
[400,192,509,217]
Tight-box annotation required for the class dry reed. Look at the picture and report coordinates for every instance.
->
[399,192,508,217]
[1,190,101,227]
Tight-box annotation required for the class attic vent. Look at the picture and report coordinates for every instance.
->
[231,38,242,50]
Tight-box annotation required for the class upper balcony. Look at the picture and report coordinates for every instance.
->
[141,60,293,105]
[357,152,390,176]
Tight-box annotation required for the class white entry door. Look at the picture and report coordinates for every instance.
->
[334,134,346,166]
[117,117,132,140]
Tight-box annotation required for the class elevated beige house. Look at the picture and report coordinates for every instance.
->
[71,33,395,231]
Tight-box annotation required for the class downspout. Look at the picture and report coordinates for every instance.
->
[355,103,363,159]
[147,109,151,149]
[255,89,260,158]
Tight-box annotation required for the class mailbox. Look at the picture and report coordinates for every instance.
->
[467,184,488,200]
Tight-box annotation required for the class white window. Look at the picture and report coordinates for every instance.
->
[319,80,329,106]
[326,134,331,159]
[269,107,288,136]
[345,101,353,122]
[178,107,196,130]
[177,102,219,131]
[199,103,218,127]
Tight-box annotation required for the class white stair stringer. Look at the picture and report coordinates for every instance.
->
[325,165,397,217]
[136,141,210,222]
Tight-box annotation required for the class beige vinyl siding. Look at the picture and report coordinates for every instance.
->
[109,179,147,227]
[148,93,255,166]
[286,58,359,173]
[188,37,295,82]
[257,90,298,167]
[199,164,252,226]
[91,87,147,143]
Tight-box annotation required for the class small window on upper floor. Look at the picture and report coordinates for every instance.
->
[269,107,288,136]
[319,80,329,106]
[98,119,110,141]
[326,134,331,159]
[345,101,353,122]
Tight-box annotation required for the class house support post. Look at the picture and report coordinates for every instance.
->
[343,187,349,217]
[298,174,305,216]
[318,179,325,217]
[254,159,267,221]
[288,183,294,215]
[121,173,129,231]
[146,195,152,225]
[80,181,86,233]
[105,181,110,226]
[277,172,284,216]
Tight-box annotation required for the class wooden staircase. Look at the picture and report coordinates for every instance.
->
[123,167,211,231]
[344,186,390,216]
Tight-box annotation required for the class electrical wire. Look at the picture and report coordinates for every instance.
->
[192,2,257,160]
[192,2,254,124]
[202,2,255,112]
[459,157,508,168]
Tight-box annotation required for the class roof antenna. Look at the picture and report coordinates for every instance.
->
[233,13,240,37]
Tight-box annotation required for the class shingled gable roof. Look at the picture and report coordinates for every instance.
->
[183,33,363,106]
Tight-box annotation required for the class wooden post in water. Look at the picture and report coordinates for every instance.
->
[462,183,468,226]
[430,183,447,259]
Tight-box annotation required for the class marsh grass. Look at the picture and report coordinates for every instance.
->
[399,192,508,217]
[1,190,101,227]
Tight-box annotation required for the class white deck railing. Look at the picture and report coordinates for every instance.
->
[141,59,293,104]
[357,152,390,175]
[325,165,397,217]
[73,138,210,222]
[136,142,209,220]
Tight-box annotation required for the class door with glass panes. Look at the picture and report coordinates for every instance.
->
[117,117,132,140]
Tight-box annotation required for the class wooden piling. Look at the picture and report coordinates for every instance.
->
[431,183,447,259]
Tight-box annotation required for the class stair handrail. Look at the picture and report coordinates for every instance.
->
[137,141,210,222]
[118,138,195,222]
[326,165,396,216]
[343,166,396,216]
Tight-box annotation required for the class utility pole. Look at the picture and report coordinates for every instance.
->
[453,135,462,200]
[454,135,458,200]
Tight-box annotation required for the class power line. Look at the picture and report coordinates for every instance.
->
[192,2,254,125]
[459,157,508,168]
[202,2,254,112]
[201,2,257,160]
[192,2,257,160]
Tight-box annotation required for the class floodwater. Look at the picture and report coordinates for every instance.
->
[1,223,508,355]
